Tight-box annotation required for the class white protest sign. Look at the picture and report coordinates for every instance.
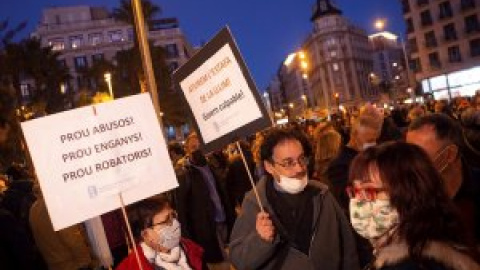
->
[21,93,178,231]
[174,27,271,153]
[179,44,262,143]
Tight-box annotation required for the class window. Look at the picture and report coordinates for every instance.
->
[108,30,123,42]
[443,23,457,41]
[439,1,453,19]
[428,52,441,68]
[470,38,480,57]
[402,0,411,13]
[20,84,31,97]
[409,38,419,53]
[91,53,104,63]
[420,10,433,27]
[165,44,179,58]
[57,59,67,67]
[465,14,480,34]
[417,0,429,6]
[88,33,102,46]
[168,62,179,73]
[48,38,65,51]
[127,29,135,41]
[332,63,339,71]
[461,0,476,11]
[425,31,437,48]
[406,19,414,33]
[69,35,83,49]
[448,46,462,62]
[410,58,422,73]
[74,56,88,70]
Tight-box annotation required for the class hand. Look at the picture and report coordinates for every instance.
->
[256,211,275,242]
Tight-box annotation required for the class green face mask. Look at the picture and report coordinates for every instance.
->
[349,198,399,240]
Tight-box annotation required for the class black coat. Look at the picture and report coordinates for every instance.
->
[173,163,235,263]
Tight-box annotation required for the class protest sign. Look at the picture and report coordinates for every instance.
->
[173,26,271,153]
[21,93,178,231]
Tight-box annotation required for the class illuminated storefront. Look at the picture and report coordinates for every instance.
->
[421,66,480,100]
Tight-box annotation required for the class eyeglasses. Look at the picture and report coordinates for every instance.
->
[346,186,386,201]
[151,211,177,229]
[271,156,309,169]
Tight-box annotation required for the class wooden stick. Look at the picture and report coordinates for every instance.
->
[119,193,144,270]
[236,141,264,212]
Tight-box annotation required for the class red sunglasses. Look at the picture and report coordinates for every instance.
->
[346,186,386,201]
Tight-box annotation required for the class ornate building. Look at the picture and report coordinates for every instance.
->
[303,0,375,111]
[31,6,194,94]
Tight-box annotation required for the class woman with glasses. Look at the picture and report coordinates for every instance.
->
[347,141,479,270]
[116,195,204,270]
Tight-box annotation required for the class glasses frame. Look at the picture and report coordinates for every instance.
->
[346,186,386,201]
[271,155,310,170]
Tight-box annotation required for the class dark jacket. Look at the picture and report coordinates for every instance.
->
[371,241,480,270]
[174,163,235,263]
[326,145,358,211]
[225,152,257,209]
[229,178,360,270]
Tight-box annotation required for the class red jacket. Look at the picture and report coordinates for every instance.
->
[116,238,204,270]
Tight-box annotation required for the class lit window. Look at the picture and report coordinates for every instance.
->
[69,35,83,49]
[48,38,65,51]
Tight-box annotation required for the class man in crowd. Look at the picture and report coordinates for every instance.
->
[229,127,359,270]
[327,112,383,211]
[406,113,480,246]
[174,132,235,270]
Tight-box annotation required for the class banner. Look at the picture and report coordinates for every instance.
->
[21,93,178,230]
[173,26,271,153]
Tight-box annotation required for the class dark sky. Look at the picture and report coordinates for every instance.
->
[1,0,405,91]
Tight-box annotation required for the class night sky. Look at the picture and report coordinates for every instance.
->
[1,0,405,91]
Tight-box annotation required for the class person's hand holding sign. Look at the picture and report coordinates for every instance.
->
[256,211,275,242]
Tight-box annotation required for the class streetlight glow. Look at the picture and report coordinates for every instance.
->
[300,61,308,69]
[374,19,386,31]
[298,51,306,59]
[104,72,113,99]
[302,73,308,79]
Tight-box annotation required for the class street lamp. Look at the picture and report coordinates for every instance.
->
[374,19,386,31]
[104,72,114,99]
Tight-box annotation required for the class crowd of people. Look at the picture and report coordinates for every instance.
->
[1,94,480,270]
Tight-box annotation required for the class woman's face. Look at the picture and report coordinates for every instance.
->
[351,164,389,201]
[142,206,176,253]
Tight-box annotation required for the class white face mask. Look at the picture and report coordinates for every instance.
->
[349,198,399,240]
[274,174,308,194]
[154,218,181,250]
[362,142,377,150]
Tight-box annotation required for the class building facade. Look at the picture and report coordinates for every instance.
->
[369,31,411,102]
[31,6,194,94]
[303,0,375,111]
[401,0,480,99]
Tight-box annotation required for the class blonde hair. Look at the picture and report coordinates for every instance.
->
[314,129,342,179]
[251,132,264,165]
[314,129,342,163]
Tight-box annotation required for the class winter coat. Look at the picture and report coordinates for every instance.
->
[173,163,235,263]
[371,241,480,270]
[229,178,360,270]
[29,198,93,270]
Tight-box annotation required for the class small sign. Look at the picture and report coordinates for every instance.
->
[173,26,271,153]
[21,93,178,230]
